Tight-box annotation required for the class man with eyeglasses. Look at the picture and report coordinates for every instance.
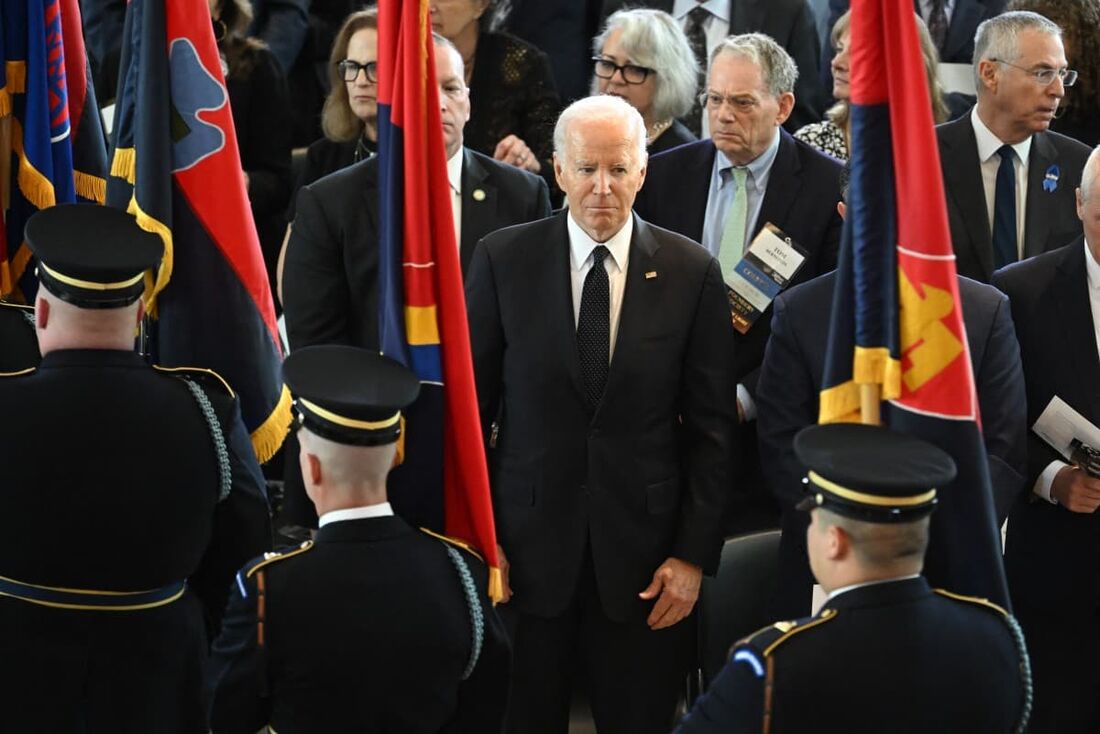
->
[634,32,842,535]
[937,10,1090,282]
[281,33,551,531]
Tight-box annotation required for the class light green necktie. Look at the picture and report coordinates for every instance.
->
[718,167,749,283]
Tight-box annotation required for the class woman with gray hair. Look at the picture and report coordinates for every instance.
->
[592,8,699,154]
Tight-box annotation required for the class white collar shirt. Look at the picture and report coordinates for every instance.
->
[971,108,1031,259]
[318,502,394,528]
[447,148,464,251]
[673,0,730,138]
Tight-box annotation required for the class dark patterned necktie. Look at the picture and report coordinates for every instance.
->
[927,0,949,53]
[682,4,710,137]
[577,246,610,409]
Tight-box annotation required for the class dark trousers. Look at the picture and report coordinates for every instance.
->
[1016,600,1100,733]
[501,545,694,734]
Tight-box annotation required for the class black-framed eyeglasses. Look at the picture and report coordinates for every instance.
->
[592,57,655,84]
[990,58,1077,87]
[338,59,378,83]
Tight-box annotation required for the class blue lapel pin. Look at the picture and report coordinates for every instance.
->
[1043,165,1060,193]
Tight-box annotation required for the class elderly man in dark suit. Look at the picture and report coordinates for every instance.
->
[600,0,823,133]
[634,32,842,531]
[466,94,736,734]
[991,145,1100,732]
[756,185,1026,618]
[938,10,1089,282]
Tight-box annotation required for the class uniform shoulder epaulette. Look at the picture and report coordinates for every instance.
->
[242,541,315,580]
[737,608,839,658]
[933,588,1009,617]
[153,364,236,398]
[419,527,484,563]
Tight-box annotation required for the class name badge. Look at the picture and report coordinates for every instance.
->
[724,223,807,335]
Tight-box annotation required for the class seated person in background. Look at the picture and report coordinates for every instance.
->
[795,10,952,161]
[634,32,843,534]
[211,0,293,300]
[676,423,1032,734]
[206,345,509,733]
[756,170,1026,620]
[1007,0,1100,148]
[0,300,39,371]
[592,8,699,154]
[937,10,1089,282]
[433,0,562,184]
[287,7,380,222]
[0,205,271,733]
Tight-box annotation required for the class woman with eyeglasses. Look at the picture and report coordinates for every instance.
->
[430,0,560,180]
[288,8,380,223]
[591,9,699,155]
[1007,0,1100,148]
[794,10,951,161]
[209,0,292,300]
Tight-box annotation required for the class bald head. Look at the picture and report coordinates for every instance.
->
[298,427,396,513]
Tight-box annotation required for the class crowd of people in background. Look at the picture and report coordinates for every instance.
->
[5,0,1100,730]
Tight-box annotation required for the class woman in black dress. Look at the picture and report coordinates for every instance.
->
[592,9,699,155]
[431,0,560,183]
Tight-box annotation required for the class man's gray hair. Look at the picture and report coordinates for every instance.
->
[1082,146,1100,202]
[709,32,798,97]
[591,9,700,122]
[432,31,466,82]
[553,94,648,164]
[973,11,1062,87]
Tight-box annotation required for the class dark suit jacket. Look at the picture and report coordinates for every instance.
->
[757,271,1026,618]
[465,212,737,622]
[634,130,843,391]
[992,239,1100,615]
[937,113,1090,282]
[284,146,551,351]
[600,0,823,131]
[676,577,1029,733]
[207,516,510,733]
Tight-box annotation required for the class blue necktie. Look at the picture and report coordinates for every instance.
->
[992,145,1018,269]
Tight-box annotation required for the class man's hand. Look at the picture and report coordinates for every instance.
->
[496,544,513,603]
[639,557,702,630]
[1051,465,1100,513]
[493,134,541,174]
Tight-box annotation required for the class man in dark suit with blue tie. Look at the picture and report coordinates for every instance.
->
[991,145,1100,732]
[937,10,1089,282]
[634,32,842,531]
[466,94,736,734]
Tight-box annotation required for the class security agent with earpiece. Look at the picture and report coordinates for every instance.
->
[677,424,1031,734]
[206,345,510,733]
[0,204,271,733]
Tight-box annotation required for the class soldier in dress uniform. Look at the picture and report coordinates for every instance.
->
[676,423,1032,734]
[0,299,40,371]
[0,204,272,732]
[207,344,511,733]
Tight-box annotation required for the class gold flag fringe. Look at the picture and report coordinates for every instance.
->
[251,384,293,464]
[488,567,504,604]
[74,171,106,203]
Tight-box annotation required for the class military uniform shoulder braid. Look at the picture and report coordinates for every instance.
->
[154,364,235,501]
[935,589,1033,734]
[419,528,485,680]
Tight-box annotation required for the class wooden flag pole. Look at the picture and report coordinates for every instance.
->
[860,383,882,426]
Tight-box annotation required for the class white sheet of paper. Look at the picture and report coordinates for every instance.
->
[1032,395,1100,461]
[938,63,976,96]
